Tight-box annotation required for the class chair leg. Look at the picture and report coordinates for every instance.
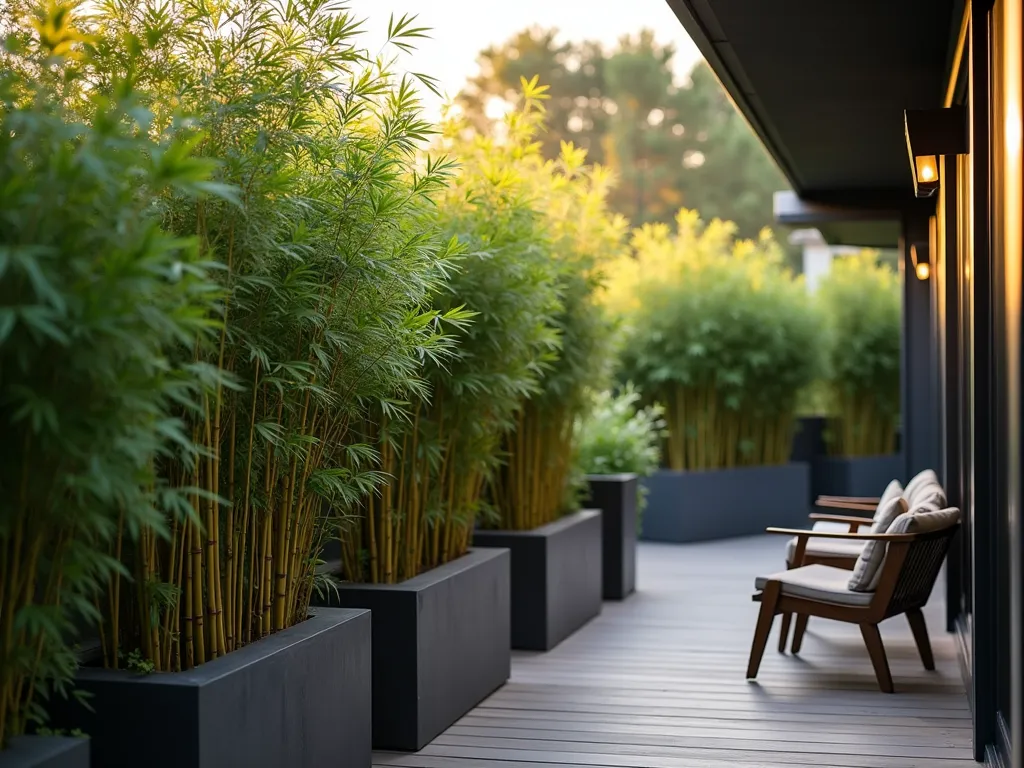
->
[777,612,792,653]
[860,623,894,693]
[906,608,935,671]
[747,582,780,680]
[791,614,809,654]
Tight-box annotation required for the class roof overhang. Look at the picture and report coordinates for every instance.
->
[773,191,900,248]
[665,0,963,246]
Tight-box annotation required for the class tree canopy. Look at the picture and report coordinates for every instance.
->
[457,27,791,239]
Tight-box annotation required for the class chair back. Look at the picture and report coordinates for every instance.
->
[884,524,960,618]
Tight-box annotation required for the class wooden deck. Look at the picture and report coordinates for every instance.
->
[374,536,975,768]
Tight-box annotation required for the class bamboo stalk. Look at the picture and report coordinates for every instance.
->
[190,517,206,664]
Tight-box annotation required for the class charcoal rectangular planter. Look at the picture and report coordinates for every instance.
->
[640,463,810,543]
[790,416,826,464]
[812,454,906,499]
[473,509,603,651]
[48,608,371,768]
[0,736,89,768]
[584,474,638,600]
[314,547,510,752]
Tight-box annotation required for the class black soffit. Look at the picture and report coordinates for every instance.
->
[665,0,960,244]
[773,191,902,248]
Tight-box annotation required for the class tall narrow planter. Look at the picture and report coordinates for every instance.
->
[641,463,810,543]
[0,736,89,768]
[790,416,826,464]
[48,608,371,768]
[812,454,905,499]
[473,509,603,651]
[584,474,638,600]
[314,548,510,752]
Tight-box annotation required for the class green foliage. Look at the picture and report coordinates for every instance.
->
[76,0,460,666]
[576,386,666,478]
[431,82,565,450]
[525,139,627,415]
[618,211,821,470]
[121,650,156,676]
[0,6,221,741]
[795,379,833,417]
[338,78,565,580]
[817,253,901,456]
[458,29,790,243]
[576,385,666,517]
[489,85,626,530]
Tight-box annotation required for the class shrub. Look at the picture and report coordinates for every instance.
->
[575,385,666,514]
[490,81,627,530]
[86,1,458,664]
[817,252,901,455]
[618,211,821,470]
[0,10,222,741]
[337,81,564,581]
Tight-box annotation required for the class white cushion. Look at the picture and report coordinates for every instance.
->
[854,505,961,591]
[873,479,904,520]
[811,519,856,533]
[755,564,874,607]
[785,536,863,563]
[903,469,940,502]
[888,506,962,535]
[807,479,899,535]
[848,495,909,592]
[907,481,947,508]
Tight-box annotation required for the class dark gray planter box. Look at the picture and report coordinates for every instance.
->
[791,416,826,464]
[314,547,510,752]
[48,608,370,768]
[584,474,638,600]
[0,736,88,768]
[473,509,603,651]
[812,454,906,499]
[641,463,810,543]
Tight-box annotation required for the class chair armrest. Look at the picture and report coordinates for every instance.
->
[817,495,880,505]
[815,498,878,512]
[766,527,916,542]
[808,513,874,530]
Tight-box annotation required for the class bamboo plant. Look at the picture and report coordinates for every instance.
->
[82,0,461,669]
[489,96,626,530]
[338,84,567,581]
[617,212,821,470]
[817,252,901,456]
[0,11,223,743]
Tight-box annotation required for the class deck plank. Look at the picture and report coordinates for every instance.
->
[373,535,975,767]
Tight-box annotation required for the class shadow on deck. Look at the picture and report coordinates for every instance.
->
[374,536,974,767]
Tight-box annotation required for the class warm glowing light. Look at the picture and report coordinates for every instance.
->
[911,239,932,281]
[915,155,938,182]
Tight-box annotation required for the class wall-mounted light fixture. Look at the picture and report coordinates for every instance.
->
[910,242,930,280]
[909,215,938,281]
[904,107,969,197]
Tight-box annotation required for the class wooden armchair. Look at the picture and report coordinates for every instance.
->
[776,474,947,652]
[775,502,885,653]
[811,469,942,516]
[747,512,960,693]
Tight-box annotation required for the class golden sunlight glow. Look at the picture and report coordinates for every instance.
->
[1002,0,1022,517]
[911,243,931,280]
[916,155,938,182]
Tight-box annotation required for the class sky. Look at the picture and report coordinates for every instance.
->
[341,0,703,119]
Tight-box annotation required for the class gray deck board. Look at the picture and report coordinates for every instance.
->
[373,535,974,767]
